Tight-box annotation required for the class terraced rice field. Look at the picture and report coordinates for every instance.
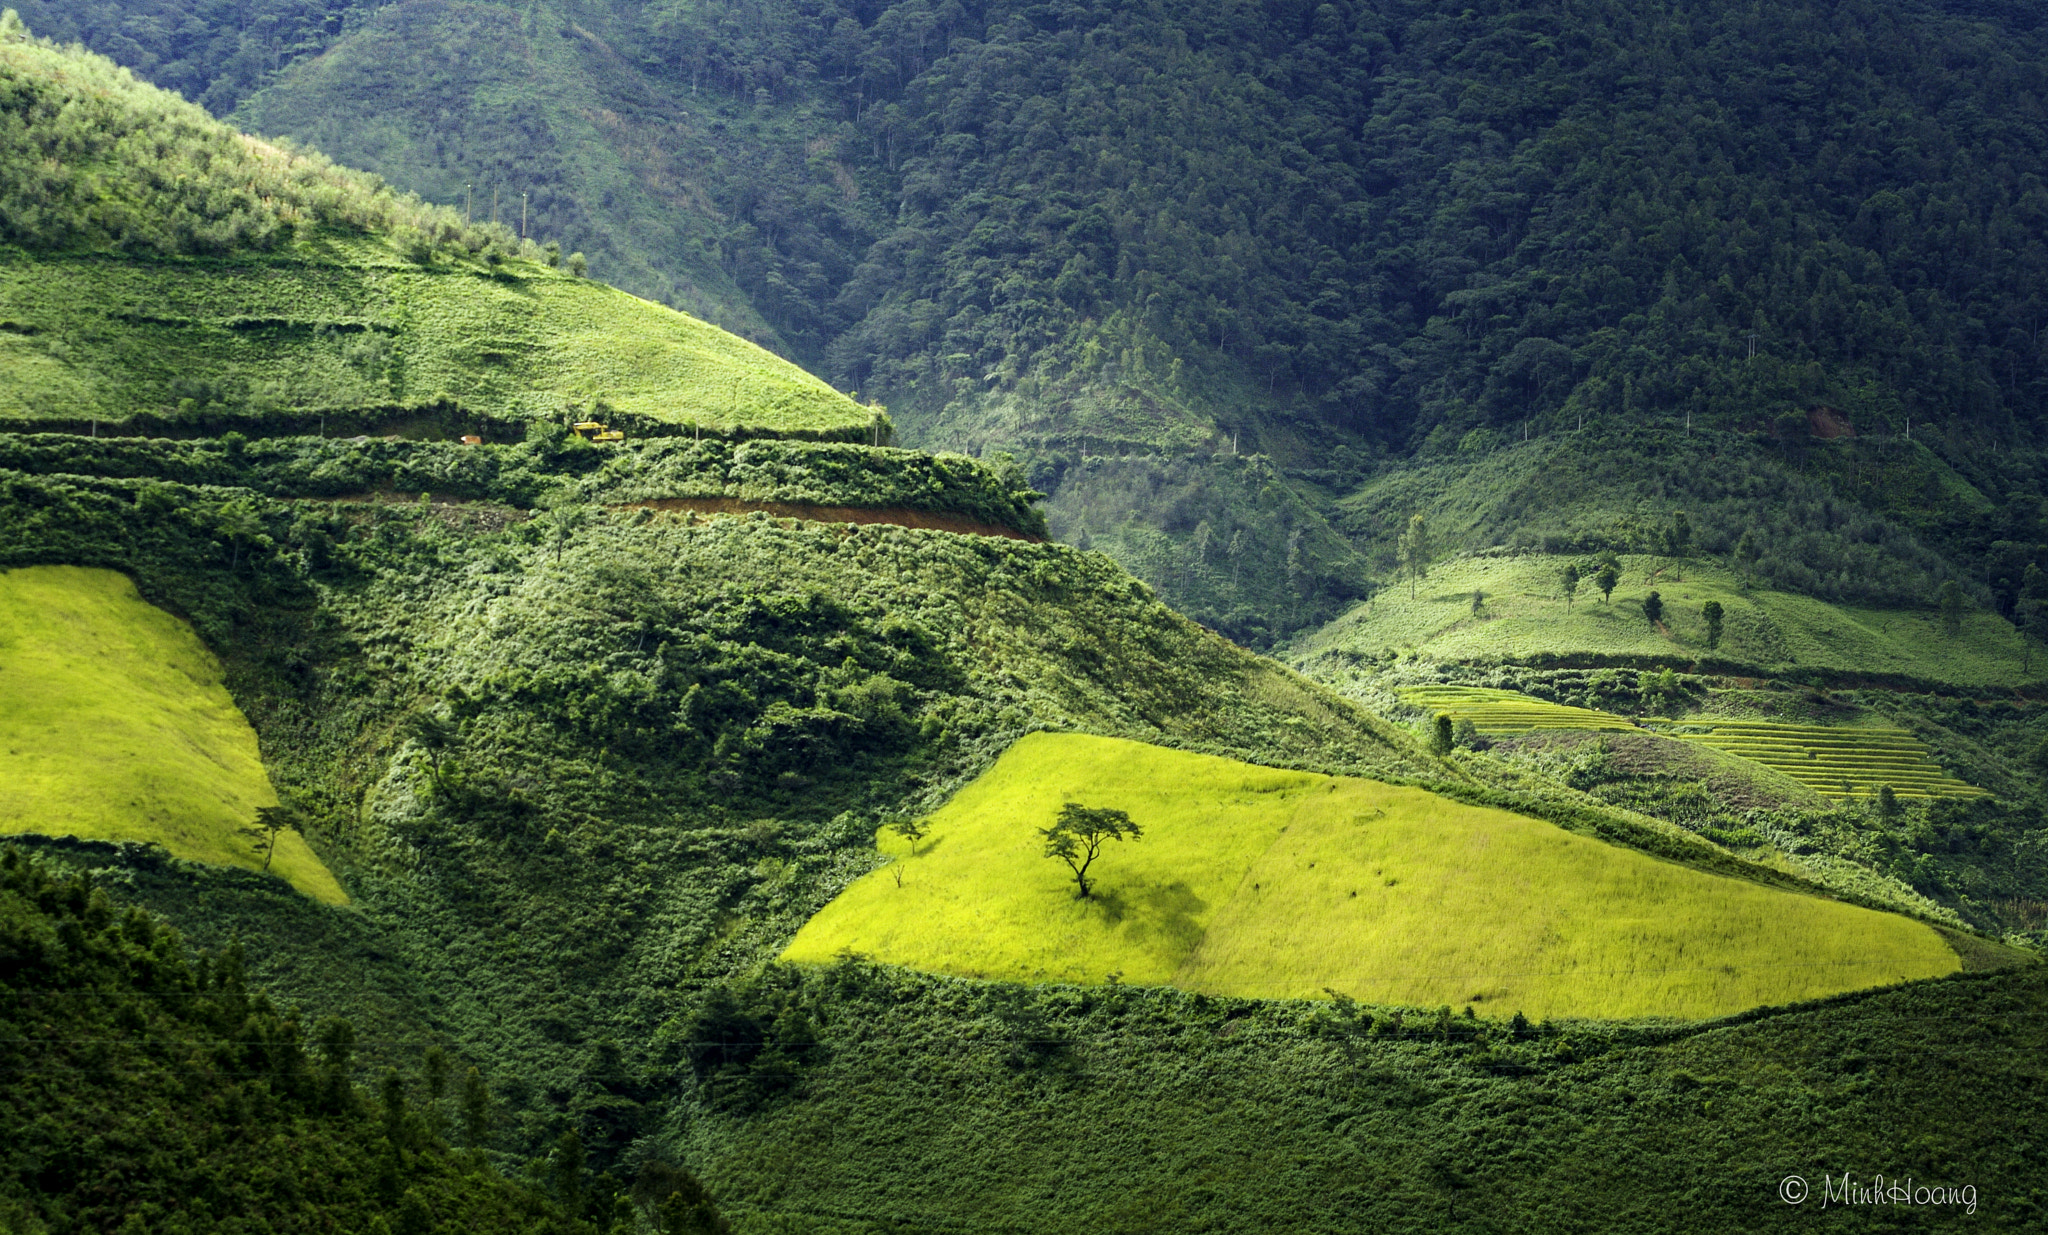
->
[1664,721,1982,801]
[1397,685,1637,734]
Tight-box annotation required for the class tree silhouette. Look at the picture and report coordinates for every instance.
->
[240,803,300,872]
[1702,600,1725,650]
[1039,803,1141,899]
[1397,514,1432,599]
[887,816,928,856]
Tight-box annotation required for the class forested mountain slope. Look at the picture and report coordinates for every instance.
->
[7,4,2048,1230]
[30,0,2048,637]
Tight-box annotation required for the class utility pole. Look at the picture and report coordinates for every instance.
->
[465,183,472,223]
[521,192,528,239]
[491,186,499,226]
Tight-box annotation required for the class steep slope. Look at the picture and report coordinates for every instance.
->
[0,564,345,903]
[0,445,1432,1167]
[787,733,1960,1018]
[689,961,2047,1232]
[0,847,621,1233]
[0,19,871,439]
[162,0,2048,639]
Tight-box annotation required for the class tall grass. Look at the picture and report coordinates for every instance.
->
[0,566,344,903]
[784,732,1958,1019]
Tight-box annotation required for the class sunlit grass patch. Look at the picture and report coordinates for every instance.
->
[0,566,345,903]
[1295,554,2042,688]
[784,732,1957,1019]
[1396,684,1636,734]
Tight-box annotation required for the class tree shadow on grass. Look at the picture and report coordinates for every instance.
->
[1089,881,1207,954]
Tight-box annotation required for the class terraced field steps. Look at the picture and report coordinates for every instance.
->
[1663,721,1982,801]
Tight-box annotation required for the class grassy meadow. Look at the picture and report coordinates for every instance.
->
[1396,684,1636,734]
[0,251,872,437]
[784,732,1959,1019]
[1296,553,2040,687]
[0,566,344,903]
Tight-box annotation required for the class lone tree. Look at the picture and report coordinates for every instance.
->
[1470,589,1485,616]
[887,816,929,856]
[1561,563,1580,610]
[1702,600,1725,650]
[1397,513,1433,598]
[1642,590,1663,627]
[1937,579,1966,637]
[1432,714,1455,756]
[1595,561,1620,603]
[240,803,301,872]
[1040,803,1141,899]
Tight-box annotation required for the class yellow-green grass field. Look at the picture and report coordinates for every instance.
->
[0,251,873,438]
[1294,554,2041,688]
[1667,720,1983,801]
[0,566,345,903]
[1396,684,1636,734]
[784,732,1958,1020]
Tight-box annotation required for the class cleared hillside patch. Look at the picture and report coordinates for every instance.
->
[1295,554,2038,688]
[0,32,873,438]
[0,254,871,438]
[1396,684,1636,733]
[0,566,344,903]
[1666,720,1982,801]
[784,733,1958,1019]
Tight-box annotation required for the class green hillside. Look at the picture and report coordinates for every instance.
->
[1295,553,2040,688]
[0,21,873,439]
[1669,719,1984,802]
[1396,684,1636,734]
[8,0,2048,1225]
[786,733,1958,1020]
[0,564,344,903]
[0,848,619,1233]
[28,0,2048,645]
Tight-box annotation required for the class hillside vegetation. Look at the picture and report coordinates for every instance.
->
[0,20,873,439]
[1295,553,2041,688]
[36,0,2048,639]
[0,846,645,1234]
[0,564,343,903]
[1397,684,1635,734]
[786,733,1959,1020]
[1670,719,1983,802]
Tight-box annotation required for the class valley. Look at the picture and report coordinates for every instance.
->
[4,4,2048,1232]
